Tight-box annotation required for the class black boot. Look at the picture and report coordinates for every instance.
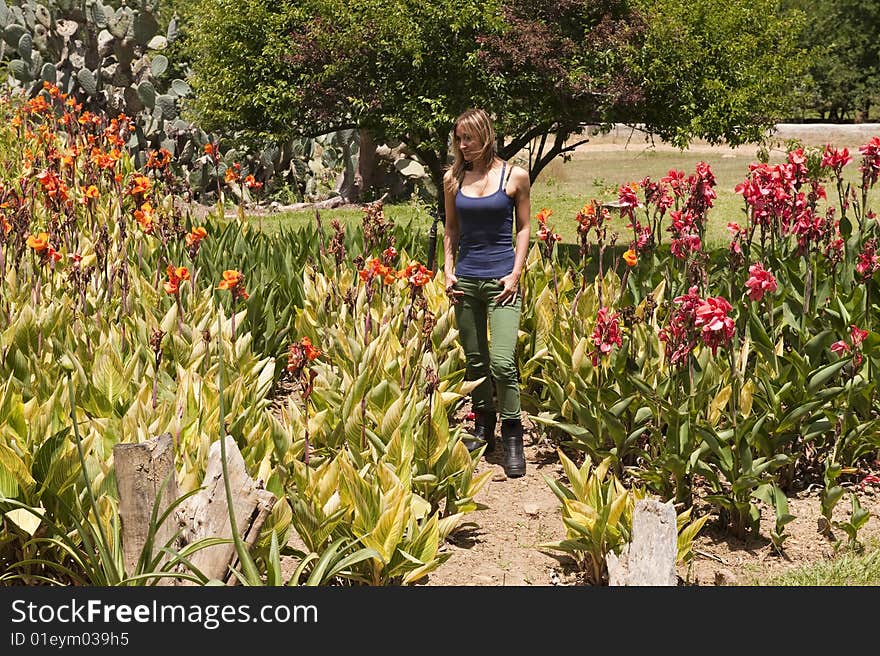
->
[501,418,526,478]
[462,410,497,453]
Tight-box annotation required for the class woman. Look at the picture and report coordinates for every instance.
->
[442,108,531,478]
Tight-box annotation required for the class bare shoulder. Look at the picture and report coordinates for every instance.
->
[507,164,531,193]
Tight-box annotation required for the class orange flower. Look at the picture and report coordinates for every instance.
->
[146,148,173,169]
[27,232,50,252]
[128,174,152,197]
[224,168,239,184]
[0,214,10,234]
[185,226,207,247]
[134,202,155,233]
[217,269,242,290]
[244,174,263,190]
[217,269,248,300]
[535,208,553,224]
[623,248,638,267]
[163,265,190,295]
[204,143,216,156]
[301,336,321,361]
[81,185,99,203]
[398,261,433,287]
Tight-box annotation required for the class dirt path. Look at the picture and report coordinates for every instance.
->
[423,415,579,586]
[422,413,880,587]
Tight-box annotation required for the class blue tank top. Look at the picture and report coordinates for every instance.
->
[454,161,516,279]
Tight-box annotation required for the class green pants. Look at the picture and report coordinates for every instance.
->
[453,277,522,420]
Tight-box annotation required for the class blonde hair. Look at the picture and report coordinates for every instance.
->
[444,108,497,195]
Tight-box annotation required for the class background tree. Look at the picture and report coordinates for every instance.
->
[184,0,807,205]
[629,0,807,147]
[784,0,880,122]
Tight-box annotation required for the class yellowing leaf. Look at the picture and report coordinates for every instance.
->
[5,505,44,536]
[708,384,732,426]
[740,378,756,419]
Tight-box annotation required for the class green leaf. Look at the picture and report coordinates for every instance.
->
[806,359,848,393]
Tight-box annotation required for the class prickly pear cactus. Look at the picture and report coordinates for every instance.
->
[0,0,208,182]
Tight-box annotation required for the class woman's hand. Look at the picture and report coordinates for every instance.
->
[445,273,464,304]
[494,272,520,305]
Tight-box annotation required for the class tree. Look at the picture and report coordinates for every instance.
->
[784,0,880,122]
[185,0,807,205]
[629,0,807,147]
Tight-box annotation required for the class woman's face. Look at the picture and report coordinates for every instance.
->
[455,126,480,162]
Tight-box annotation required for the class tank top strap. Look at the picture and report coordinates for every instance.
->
[497,161,507,192]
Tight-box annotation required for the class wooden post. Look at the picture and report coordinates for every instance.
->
[607,498,678,586]
[113,433,180,581]
[177,436,275,585]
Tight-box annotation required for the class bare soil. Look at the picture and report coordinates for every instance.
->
[421,409,880,587]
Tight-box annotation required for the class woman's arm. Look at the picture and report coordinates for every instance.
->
[496,166,531,304]
[442,175,464,303]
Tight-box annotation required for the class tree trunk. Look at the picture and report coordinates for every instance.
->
[356,130,378,199]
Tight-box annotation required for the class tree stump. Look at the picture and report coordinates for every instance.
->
[114,434,275,586]
[606,498,678,586]
[113,433,180,582]
[177,436,275,585]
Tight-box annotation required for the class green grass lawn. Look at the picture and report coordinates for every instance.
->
[246,145,880,252]
[753,540,880,586]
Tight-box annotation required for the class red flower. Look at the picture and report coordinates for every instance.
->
[744,263,778,302]
[617,183,641,209]
[659,286,702,365]
[694,296,735,356]
[830,340,851,356]
[821,145,852,175]
[590,307,623,365]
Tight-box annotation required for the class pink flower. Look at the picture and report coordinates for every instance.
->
[830,340,850,355]
[590,307,623,366]
[694,296,735,356]
[745,263,778,302]
[850,325,868,348]
[831,325,869,368]
[856,239,879,281]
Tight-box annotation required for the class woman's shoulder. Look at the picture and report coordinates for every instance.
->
[505,163,530,188]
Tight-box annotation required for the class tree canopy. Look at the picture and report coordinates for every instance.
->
[184,0,807,200]
[784,0,880,121]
